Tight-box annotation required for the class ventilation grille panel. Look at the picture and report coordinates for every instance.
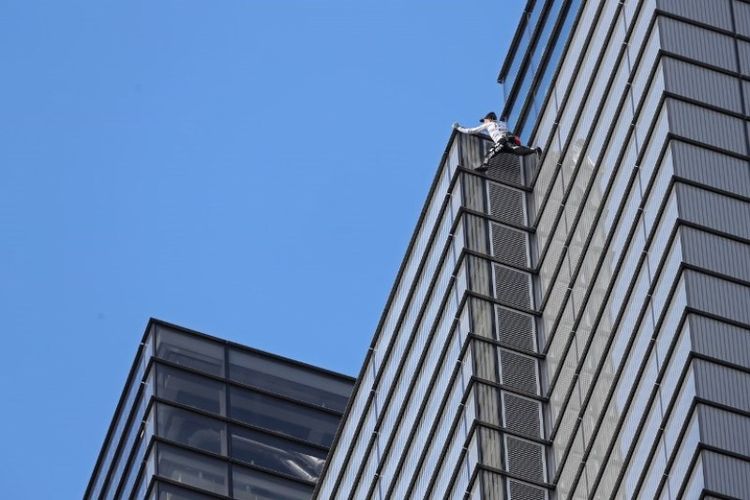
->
[508,479,547,500]
[505,436,546,482]
[503,392,542,438]
[493,264,532,309]
[500,350,539,395]
[491,222,529,267]
[496,306,536,351]
[487,152,523,185]
[488,182,526,225]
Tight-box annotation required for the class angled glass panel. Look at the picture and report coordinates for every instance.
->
[156,364,226,416]
[232,465,312,500]
[156,402,227,456]
[230,425,327,481]
[156,443,228,496]
[228,386,339,447]
[157,481,218,500]
[228,349,351,411]
[155,325,225,377]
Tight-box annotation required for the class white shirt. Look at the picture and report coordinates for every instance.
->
[457,120,509,144]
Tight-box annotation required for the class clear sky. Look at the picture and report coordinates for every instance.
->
[0,0,524,497]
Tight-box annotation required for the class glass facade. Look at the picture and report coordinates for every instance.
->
[85,321,354,499]
[315,0,750,499]
[88,1,750,498]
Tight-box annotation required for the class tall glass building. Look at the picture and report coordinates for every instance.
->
[85,319,354,500]
[315,0,750,499]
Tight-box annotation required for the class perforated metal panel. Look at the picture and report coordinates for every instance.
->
[503,392,542,438]
[500,349,539,395]
[494,264,533,309]
[505,436,546,482]
[508,479,547,500]
[486,152,524,185]
[488,182,526,225]
[496,306,537,351]
[491,222,529,267]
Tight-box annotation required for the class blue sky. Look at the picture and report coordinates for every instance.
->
[0,1,524,496]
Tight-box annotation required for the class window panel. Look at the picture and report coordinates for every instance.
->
[157,481,218,500]
[230,426,326,482]
[228,349,351,411]
[157,403,227,456]
[229,386,339,447]
[156,443,228,496]
[155,326,225,377]
[156,365,226,417]
[232,465,312,500]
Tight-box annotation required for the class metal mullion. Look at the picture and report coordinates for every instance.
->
[502,0,567,116]
[550,130,750,481]
[97,366,156,500]
[340,200,466,499]
[401,332,474,498]
[85,330,154,499]
[317,133,464,497]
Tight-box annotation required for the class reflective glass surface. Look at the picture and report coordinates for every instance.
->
[229,349,350,411]
[156,443,228,496]
[231,425,326,482]
[157,481,218,500]
[233,465,312,500]
[157,403,227,456]
[156,365,226,416]
[155,326,225,377]
[229,386,339,447]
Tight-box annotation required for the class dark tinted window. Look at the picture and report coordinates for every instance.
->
[155,326,225,377]
[156,365,226,416]
[156,443,228,496]
[157,481,217,500]
[233,465,312,500]
[229,386,339,447]
[231,426,327,481]
[157,403,227,455]
[229,349,351,411]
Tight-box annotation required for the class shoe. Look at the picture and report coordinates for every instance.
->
[535,147,543,157]
[476,164,489,173]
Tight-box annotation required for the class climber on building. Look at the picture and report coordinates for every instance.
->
[454,112,541,172]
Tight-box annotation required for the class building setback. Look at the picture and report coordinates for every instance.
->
[85,319,354,500]
[314,0,750,499]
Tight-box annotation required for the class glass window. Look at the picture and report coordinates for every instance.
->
[156,365,226,416]
[155,325,225,377]
[157,403,227,456]
[156,443,228,496]
[231,426,327,481]
[228,349,351,411]
[229,386,340,447]
[232,465,312,500]
[157,481,218,500]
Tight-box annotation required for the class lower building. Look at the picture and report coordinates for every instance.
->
[85,319,354,500]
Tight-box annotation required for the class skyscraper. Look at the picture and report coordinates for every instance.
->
[85,319,354,500]
[315,1,750,499]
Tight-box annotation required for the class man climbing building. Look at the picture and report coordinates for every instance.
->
[454,112,541,172]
